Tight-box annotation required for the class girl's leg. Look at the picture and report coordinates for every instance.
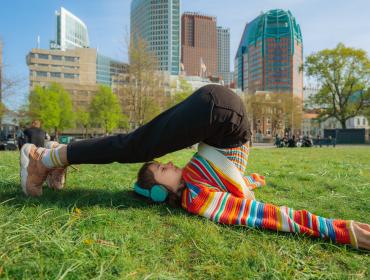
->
[67,84,251,164]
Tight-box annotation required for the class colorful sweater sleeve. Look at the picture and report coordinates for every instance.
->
[182,187,357,247]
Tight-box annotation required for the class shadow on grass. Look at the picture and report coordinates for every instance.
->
[0,184,167,210]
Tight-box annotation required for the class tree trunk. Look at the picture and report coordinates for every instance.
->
[340,119,347,129]
[54,127,59,141]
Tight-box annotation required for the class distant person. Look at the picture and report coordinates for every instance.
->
[288,135,297,148]
[16,126,25,150]
[332,136,336,148]
[327,136,332,147]
[316,134,322,148]
[274,134,281,148]
[23,120,46,147]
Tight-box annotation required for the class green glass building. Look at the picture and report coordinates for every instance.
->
[235,9,303,96]
[131,0,180,75]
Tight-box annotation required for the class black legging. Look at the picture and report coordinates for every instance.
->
[67,85,251,164]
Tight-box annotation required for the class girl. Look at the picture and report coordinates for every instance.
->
[20,85,369,249]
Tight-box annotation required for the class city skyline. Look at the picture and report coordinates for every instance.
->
[1,0,370,108]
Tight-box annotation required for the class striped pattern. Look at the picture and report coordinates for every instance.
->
[216,143,249,174]
[41,146,64,168]
[50,148,63,166]
[181,145,356,247]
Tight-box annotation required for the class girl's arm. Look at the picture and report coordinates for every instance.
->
[183,188,357,248]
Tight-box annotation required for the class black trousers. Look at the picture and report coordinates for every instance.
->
[67,85,251,164]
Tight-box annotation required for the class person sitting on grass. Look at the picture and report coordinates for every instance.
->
[20,85,370,250]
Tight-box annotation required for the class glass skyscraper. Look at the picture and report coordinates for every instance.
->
[53,7,89,50]
[130,0,180,75]
[217,27,230,85]
[96,53,128,86]
[235,9,303,96]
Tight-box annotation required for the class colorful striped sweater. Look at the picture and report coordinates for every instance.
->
[181,143,357,247]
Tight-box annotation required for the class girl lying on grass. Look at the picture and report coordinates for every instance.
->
[20,85,370,250]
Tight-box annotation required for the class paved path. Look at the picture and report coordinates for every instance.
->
[252,143,370,149]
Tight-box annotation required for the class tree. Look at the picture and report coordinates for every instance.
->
[75,107,90,138]
[0,39,26,125]
[304,43,370,128]
[121,35,166,128]
[29,83,75,137]
[165,77,193,108]
[90,85,124,134]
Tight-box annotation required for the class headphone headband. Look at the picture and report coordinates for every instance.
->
[134,182,169,202]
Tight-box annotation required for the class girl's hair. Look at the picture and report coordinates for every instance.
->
[137,162,182,208]
[137,161,157,190]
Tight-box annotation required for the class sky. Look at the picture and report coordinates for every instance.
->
[1,0,369,109]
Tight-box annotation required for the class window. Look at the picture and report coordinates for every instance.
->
[64,73,75,79]
[36,71,47,77]
[363,118,366,125]
[50,72,61,78]
[357,118,360,125]
[52,55,62,61]
[38,53,49,59]
[65,56,75,62]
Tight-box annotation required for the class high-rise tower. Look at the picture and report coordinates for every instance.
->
[217,26,230,85]
[181,12,217,77]
[130,0,180,75]
[235,9,303,97]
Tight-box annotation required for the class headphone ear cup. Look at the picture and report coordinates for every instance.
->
[150,185,169,202]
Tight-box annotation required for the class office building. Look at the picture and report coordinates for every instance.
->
[235,9,303,97]
[50,7,89,50]
[27,48,98,108]
[181,12,217,77]
[96,53,128,86]
[131,0,180,75]
[27,48,129,107]
[217,26,230,85]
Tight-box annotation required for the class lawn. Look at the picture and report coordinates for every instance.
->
[0,147,369,279]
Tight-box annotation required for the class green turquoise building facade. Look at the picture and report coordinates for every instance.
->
[235,9,303,97]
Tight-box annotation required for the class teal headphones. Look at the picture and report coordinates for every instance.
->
[134,182,169,202]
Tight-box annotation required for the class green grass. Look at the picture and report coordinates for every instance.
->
[0,147,369,279]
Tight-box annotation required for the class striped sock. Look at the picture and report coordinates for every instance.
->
[41,146,65,168]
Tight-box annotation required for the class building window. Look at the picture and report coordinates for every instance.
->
[38,53,49,59]
[36,71,48,77]
[50,72,61,78]
[52,55,62,61]
[357,118,360,125]
[363,118,366,125]
[64,56,75,62]
[64,73,75,79]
